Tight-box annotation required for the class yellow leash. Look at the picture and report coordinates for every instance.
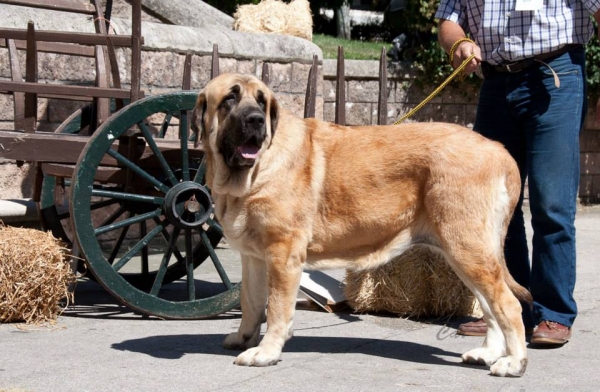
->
[394,53,477,125]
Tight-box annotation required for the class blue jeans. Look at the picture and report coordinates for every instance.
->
[474,48,585,328]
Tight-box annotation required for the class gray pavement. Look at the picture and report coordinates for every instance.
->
[1,206,600,391]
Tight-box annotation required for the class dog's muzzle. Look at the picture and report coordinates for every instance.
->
[222,108,267,169]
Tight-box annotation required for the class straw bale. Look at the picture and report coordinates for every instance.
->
[0,225,75,324]
[233,0,313,41]
[345,246,478,318]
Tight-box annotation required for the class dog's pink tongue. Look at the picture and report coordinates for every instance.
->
[239,144,260,159]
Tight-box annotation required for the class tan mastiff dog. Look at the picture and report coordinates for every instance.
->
[192,73,531,377]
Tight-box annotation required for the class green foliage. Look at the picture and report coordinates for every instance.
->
[313,34,389,60]
[586,35,600,101]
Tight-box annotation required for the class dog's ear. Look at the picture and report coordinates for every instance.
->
[268,94,279,139]
[191,93,207,148]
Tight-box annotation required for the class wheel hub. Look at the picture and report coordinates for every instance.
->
[163,181,213,229]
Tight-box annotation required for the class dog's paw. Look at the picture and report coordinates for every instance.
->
[223,332,259,351]
[490,356,527,377]
[461,347,503,366]
[233,347,281,367]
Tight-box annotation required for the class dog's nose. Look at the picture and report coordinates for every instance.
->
[245,112,265,130]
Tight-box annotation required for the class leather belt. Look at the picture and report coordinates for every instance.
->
[481,44,582,75]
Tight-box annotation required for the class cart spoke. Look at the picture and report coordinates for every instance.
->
[192,157,207,184]
[140,220,149,275]
[199,230,232,289]
[95,209,162,236]
[179,110,190,182]
[137,121,178,187]
[150,226,180,296]
[91,188,164,205]
[98,206,126,228]
[107,213,133,265]
[106,148,171,194]
[158,113,172,138]
[112,224,163,272]
[153,217,185,264]
[206,218,223,236]
[185,228,195,300]
[90,198,121,211]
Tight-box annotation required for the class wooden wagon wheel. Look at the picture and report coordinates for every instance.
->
[38,102,210,290]
[70,92,240,319]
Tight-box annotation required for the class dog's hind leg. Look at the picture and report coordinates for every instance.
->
[224,255,268,351]
[445,247,528,377]
[232,241,304,366]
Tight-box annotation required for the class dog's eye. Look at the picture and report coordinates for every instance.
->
[220,94,237,109]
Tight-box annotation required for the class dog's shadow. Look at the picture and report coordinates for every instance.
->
[111,333,461,368]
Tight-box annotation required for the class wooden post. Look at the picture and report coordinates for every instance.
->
[335,46,345,125]
[303,55,318,119]
[377,47,388,125]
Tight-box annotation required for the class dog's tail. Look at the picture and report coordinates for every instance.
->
[503,264,533,305]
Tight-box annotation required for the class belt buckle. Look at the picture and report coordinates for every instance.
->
[504,62,521,73]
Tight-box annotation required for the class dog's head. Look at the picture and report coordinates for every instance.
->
[192,73,279,170]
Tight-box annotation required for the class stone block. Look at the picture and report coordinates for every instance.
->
[276,93,304,118]
[344,102,373,126]
[190,55,213,90]
[348,80,391,103]
[323,102,335,123]
[236,60,257,76]
[140,51,185,88]
[263,63,291,93]
[218,58,238,75]
[290,63,313,94]
[323,80,337,102]
[38,53,96,82]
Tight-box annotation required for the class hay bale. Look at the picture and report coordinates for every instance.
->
[0,225,75,324]
[233,0,313,41]
[345,246,479,318]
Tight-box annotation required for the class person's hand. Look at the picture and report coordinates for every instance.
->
[451,40,482,76]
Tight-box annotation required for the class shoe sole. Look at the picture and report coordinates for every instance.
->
[457,329,534,337]
[530,337,569,346]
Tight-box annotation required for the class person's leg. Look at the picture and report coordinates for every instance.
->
[509,49,585,329]
[474,74,533,329]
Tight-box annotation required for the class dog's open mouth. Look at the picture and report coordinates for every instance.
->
[237,140,261,160]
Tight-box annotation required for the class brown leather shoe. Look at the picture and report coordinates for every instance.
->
[457,318,487,336]
[457,318,534,336]
[530,320,571,346]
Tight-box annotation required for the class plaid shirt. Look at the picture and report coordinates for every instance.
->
[435,0,600,65]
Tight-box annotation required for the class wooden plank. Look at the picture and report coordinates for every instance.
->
[23,21,37,133]
[261,62,269,85]
[377,47,387,125]
[0,131,205,164]
[0,40,96,56]
[130,0,142,102]
[182,52,192,90]
[7,39,26,130]
[0,0,96,14]
[303,55,318,119]
[0,28,137,47]
[335,46,345,126]
[0,81,134,99]
[211,44,219,79]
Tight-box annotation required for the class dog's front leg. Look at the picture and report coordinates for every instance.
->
[233,242,304,366]
[224,254,268,351]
